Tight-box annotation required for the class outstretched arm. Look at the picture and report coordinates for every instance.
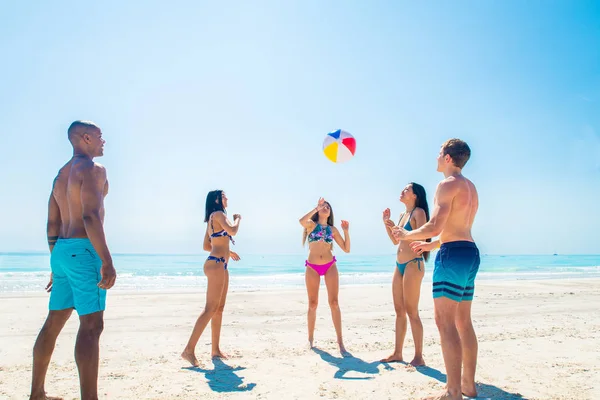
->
[395,181,454,241]
[411,240,440,255]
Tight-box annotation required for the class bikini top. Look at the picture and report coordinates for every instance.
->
[209,213,235,245]
[399,208,416,231]
[308,224,334,244]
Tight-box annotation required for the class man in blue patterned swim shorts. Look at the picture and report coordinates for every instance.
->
[393,139,480,400]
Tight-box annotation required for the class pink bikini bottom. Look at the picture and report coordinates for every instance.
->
[305,257,337,276]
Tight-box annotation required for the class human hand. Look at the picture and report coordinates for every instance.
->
[317,198,326,212]
[229,251,241,261]
[341,220,349,231]
[98,262,116,290]
[45,273,53,293]
[233,214,241,221]
[410,241,436,255]
[392,226,407,240]
[382,208,391,221]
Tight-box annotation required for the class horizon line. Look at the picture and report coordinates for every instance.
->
[1,251,599,257]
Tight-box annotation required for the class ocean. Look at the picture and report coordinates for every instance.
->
[1,252,599,293]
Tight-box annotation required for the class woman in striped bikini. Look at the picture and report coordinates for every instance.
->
[299,197,351,354]
[381,183,430,366]
[182,190,241,367]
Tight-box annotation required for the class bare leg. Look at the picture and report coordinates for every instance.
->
[75,311,104,400]
[324,264,346,354]
[30,309,73,400]
[211,269,229,359]
[403,261,425,366]
[456,300,478,397]
[305,266,320,348]
[431,297,462,400]
[182,262,226,366]
[381,267,405,363]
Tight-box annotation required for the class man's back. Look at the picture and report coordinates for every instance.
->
[52,157,108,239]
[439,175,478,244]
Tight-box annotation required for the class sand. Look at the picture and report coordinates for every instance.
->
[1,278,599,399]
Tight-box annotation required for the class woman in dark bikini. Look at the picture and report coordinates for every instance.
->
[381,183,430,366]
[299,197,351,354]
[182,190,241,367]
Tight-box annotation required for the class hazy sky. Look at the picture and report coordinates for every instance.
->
[1,1,599,255]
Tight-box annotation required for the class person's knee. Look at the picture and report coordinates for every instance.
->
[394,303,406,316]
[406,307,420,321]
[216,303,226,313]
[434,308,455,330]
[455,313,473,334]
[308,299,318,311]
[328,297,339,309]
[44,310,72,331]
[204,302,220,315]
[79,314,104,337]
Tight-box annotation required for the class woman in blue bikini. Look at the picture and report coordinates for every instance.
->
[299,197,351,354]
[182,190,241,367]
[381,183,430,366]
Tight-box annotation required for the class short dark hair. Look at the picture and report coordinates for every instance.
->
[68,120,98,142]
[442,139,471,168]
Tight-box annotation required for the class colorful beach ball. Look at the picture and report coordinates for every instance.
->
[323,129,356,163]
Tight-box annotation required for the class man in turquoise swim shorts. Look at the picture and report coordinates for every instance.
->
[393,139,480,400]
[29,121,116,400]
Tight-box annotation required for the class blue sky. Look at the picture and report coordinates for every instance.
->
[1,1,599,255]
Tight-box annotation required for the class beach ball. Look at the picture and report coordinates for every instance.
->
[323,129,356,163]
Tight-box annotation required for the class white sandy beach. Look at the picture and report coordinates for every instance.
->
[1,278,599,400]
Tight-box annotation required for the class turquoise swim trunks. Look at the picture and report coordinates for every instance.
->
[432,241,480,302]
[49,238,106,316]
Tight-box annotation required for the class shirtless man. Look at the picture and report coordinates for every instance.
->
[392,139,479,400]
[30,121,116,400]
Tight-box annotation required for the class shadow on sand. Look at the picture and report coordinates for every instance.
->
[416,365,528,399]
[183,358,256,393]
[312,347,394,380]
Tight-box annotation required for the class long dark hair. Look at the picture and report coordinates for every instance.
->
[410,182,431,261]
[302,201,335,246]
[204,190,225,223]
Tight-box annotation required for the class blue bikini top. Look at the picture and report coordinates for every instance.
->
[399,208,416,231]
[209,213,235,244]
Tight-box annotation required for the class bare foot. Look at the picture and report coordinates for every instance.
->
[409,355,426,367]
[422,390,462,400]
[181,349,201,367]
[308,338,314,349]
[380,352,404,363]
[462,381,478,398]
[29,394,64,400]
[339,343,350,357]
[211,350,229,359]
